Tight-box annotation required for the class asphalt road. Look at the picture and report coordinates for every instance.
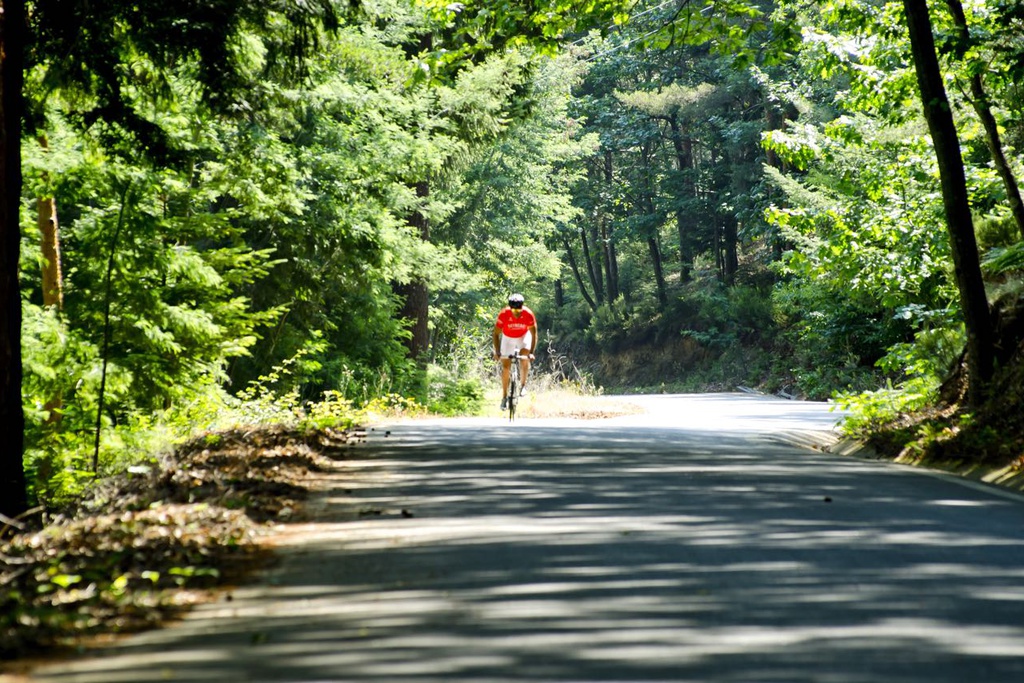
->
[20,393,1024,682]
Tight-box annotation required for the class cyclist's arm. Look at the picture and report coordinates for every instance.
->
[528,324,538,356]
[492,323,502,358]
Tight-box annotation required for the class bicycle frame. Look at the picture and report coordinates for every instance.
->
[506,352,521,420]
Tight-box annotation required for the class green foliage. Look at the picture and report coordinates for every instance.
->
[428,51,588,354]
[835,323,962,437]
[416,0,629,71]
[302,391,359,430]
[234,344,325,426]
[20,3,454,510]
[582,280,773,357]
[676,284,777,349]
[764,117,955,311]
[587,299,640,351]
[229,339,414,429]
[772,280,917,399]
[27,0,342,146]
[983,242,1024,277]
[835,382,934,438]
[975,214,1020,252]
[424,365,486,416]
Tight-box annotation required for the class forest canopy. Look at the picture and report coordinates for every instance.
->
[3,0,1024,517]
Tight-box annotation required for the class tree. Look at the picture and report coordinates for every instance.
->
[429,50,588,351]
[392,0,633,361]
[942,0,1024,240]
[1,0,28,519]
[2,0,340,517]
[903,0,994,404]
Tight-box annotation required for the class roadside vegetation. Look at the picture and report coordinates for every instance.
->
[3,0,1024,667]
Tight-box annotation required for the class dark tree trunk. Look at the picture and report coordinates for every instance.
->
[397,279,429,359]
[714,223,723,280]
[647,236,667,307]
[722,216,739,286]
[604,224,619,302]
[1,0,28,519]
[397,181,430,360]
[945,0,1024,240]
[587,221,604,304]
[904,0,995,405]
[562,234,597,311]
[580,223,603,306]
[602,151,619,301]
[600,217,617,302]
[640,185,667,307]
[668,114,695,282]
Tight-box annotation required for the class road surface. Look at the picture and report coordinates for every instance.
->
[19,393,1024,682]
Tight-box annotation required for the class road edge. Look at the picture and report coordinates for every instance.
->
[827,438,1024,496]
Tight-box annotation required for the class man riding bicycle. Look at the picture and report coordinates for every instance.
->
[492,293,538,410]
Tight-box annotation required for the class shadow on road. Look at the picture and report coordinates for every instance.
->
[26,400,1024,683]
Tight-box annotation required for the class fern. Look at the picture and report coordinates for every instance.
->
[983,243,1024,276]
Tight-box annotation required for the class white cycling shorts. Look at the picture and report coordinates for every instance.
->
[499,332,532,357]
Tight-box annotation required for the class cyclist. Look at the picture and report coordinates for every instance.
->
[492,293,538,410]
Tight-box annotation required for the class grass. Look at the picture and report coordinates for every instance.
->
[478,369,644,420]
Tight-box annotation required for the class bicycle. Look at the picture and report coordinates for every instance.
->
[503,351,533,421]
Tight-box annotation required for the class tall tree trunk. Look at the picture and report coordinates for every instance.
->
[587,220,604,304]
[610,239,619,300]
[945,0,1024,240]
[601,151,619,301]
[38,194,64,425]
[904,0,995,405]
[602,219,619,302]
[640,188,667,307]
[561,234,597,311]
[580,223,604,306]
[722,215,739,286]
[668,114,695,282]
[37,136,63,310]
[714,223,724,280]
[1,0,28,519]
[397,181,430,360]
[647,235,667,307]
[38,197,63,308]
[397,278,429,359]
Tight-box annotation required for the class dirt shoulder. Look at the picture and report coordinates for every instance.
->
[0,425,362,671]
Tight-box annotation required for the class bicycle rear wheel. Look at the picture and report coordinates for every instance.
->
[507,364,518,421]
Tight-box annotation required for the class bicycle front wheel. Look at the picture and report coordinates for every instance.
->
[508,376,517,420]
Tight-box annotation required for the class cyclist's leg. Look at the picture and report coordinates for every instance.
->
[498,357,512,408]
[517,354,530,395]
[500,357,512,393]
[517,332,532,394]
[498,335,514,407]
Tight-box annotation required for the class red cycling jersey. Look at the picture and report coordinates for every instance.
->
[496,306,536,338]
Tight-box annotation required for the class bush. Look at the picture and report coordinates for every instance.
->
[424,365,486,416]
[772,281,916,398]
